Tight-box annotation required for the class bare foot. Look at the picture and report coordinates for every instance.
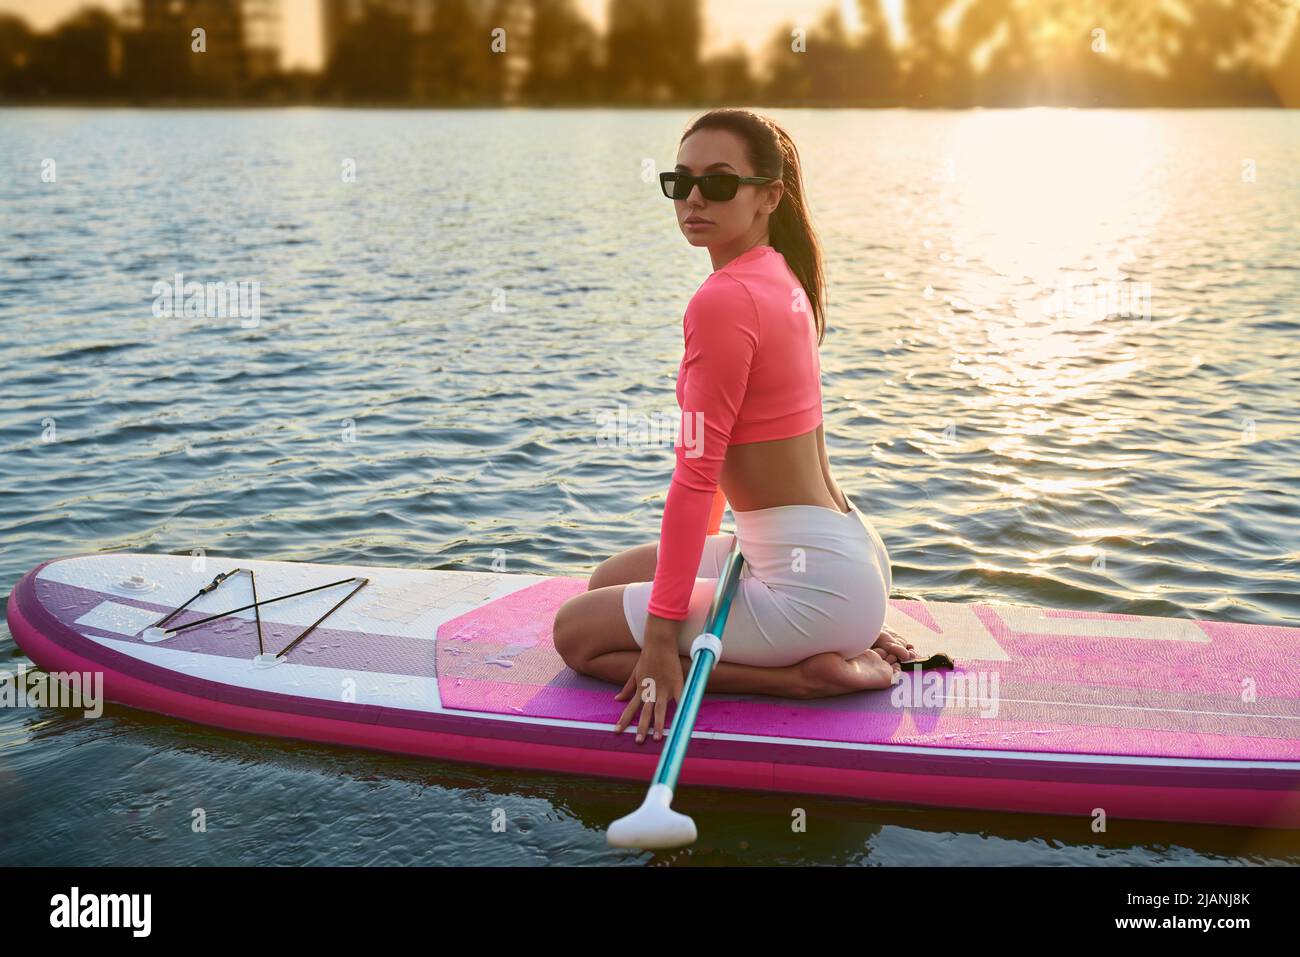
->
[798,649,899,698]
[870,627,916,665]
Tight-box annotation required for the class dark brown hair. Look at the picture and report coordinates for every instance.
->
[678,109,827,345]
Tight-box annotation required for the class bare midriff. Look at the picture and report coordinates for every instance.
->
[646,243,847,621]
[721,424,850,515]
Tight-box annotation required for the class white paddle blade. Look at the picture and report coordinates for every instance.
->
[606,783,697,849]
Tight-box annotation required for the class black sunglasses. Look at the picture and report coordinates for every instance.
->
[660,170,776,201]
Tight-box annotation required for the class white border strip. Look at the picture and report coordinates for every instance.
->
[81,631,1300,773]
[449,707,1300,771]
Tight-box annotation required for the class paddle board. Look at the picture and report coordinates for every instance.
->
[7,551,1299,829]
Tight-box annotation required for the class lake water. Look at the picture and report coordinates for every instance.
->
[1,108,1298,865]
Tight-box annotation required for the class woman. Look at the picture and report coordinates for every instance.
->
[553,109,915,744]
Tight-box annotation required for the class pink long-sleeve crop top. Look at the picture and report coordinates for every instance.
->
[645,243,824,622]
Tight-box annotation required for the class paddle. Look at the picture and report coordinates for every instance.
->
[607,538,745,850]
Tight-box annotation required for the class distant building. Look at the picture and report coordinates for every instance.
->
[322,0,533,104]
[607,0,700,103]
[322,0,435,68]
[122,0,281,97]
[321,0,370,69]
[1273,18,1300,108]
[243,0,283,83]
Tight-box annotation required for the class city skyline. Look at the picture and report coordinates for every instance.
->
[3,0,1292,107]
[0,0,891,70]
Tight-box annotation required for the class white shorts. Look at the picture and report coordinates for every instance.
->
[621,493,893,668]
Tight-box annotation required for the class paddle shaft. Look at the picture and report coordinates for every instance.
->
[647,539,745,792]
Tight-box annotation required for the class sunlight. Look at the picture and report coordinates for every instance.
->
[880,0,907,45]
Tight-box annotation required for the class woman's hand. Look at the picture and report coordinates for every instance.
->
[613,630,684,744]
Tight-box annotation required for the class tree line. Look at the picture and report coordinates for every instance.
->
[0,0,1293,107]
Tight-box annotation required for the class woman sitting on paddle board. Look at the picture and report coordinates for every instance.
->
[554,109,915,742]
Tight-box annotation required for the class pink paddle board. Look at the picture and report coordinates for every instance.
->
[7,552,1299,828]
